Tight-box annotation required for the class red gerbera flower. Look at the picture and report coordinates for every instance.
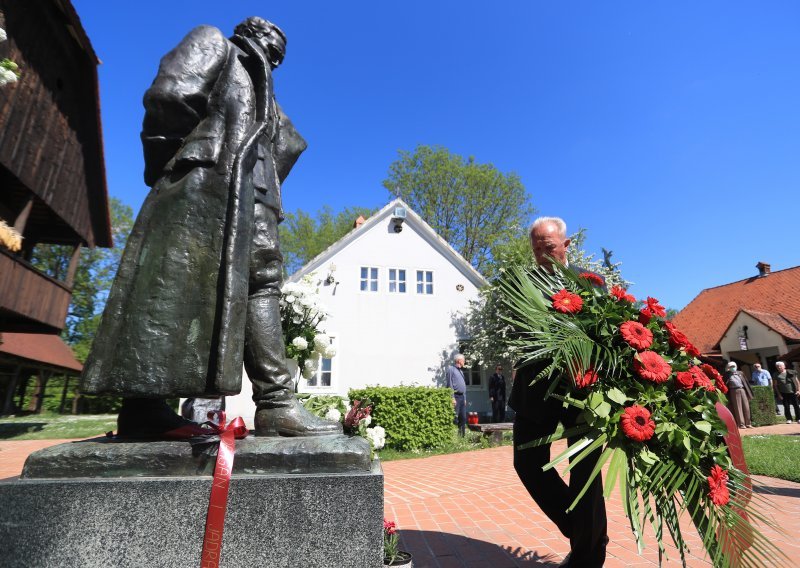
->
[633,351,672,383]
[610,285,636,303]
[575,368,599,389]
[707,465,730,506]
[688,365,715,391]
[664,322,701,357]
[551,289,583,314]
[620,321,654,351]
[675,371,695,390]
[620,405,656,442]
[383,519,397,535]
[639,297,667,323]
[701,364,727,394]
[579,272,605,287]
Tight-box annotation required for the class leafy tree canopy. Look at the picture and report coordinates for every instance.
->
[382,145,535,276]
[280,205,377,275]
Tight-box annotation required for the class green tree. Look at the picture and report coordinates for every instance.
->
[280,205,376,274]
[382,145,535,275]
[31,197,134,361]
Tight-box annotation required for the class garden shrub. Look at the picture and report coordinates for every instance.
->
[750,385,777,427]
[348,386,452,451]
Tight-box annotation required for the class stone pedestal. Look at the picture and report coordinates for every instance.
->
[1,436,383,568]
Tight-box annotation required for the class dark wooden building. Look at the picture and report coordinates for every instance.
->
[0,0,111,334]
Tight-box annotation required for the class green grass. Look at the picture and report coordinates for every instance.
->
[741,434,800,483]
[0,414,116,440]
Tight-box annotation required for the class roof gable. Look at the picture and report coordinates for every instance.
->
[288,199,488,288]
[673,265,800,353]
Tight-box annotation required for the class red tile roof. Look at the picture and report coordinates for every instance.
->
[672,265,800,355]
[742,310,800,341]
[0,333,83,373]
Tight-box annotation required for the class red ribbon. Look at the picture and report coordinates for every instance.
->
[715,402,754,555]
[199,411,248,568]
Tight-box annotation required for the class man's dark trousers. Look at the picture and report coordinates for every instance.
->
[454,393,467,437]
[492,398,506,423]
[513,408,607,567]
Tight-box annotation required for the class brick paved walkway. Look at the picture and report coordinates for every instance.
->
[384,424,800,568]
[2,424,798,567]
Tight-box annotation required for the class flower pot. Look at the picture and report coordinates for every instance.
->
[384,550,413,567]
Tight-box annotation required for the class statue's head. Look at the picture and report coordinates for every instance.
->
[234,17,287,69]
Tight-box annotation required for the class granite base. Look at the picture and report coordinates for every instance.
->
[0,461,383,567]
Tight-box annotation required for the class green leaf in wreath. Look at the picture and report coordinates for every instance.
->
[606,387,628,405]
[692,420,712,434]
[593,401,612,419]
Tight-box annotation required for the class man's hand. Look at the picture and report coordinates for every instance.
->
[452,398,457,408]
[490,397,494,402]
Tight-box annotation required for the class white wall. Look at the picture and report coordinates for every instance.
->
[224,213,491,427]
[720,312,788,360]
[298,217,487,406]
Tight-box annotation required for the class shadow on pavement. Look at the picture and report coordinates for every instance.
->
[752,483,800,498]
[0,422,46,439]
[400,529,562,567]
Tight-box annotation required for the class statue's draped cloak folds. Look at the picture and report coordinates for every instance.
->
[81,26,272,397]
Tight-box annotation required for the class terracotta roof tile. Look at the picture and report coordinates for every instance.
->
[0,333,83,373]
[673,265,800,354]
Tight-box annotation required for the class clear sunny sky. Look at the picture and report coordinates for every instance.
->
[71,1,800,310]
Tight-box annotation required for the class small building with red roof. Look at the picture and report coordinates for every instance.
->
[0,332,83,414]
[672,262,800,377]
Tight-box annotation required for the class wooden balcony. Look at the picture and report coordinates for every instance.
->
[0,248,71,333]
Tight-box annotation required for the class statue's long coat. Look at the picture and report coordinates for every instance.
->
[81,26,277,397]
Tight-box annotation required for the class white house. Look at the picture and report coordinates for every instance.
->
[226,199,492,426]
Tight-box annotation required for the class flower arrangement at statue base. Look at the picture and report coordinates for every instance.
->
[500,265,789,567]
[298,395,386,458]
[279,278,336,381]
[383,518,413,567]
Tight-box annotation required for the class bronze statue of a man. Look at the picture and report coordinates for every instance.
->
[81,17,340,438]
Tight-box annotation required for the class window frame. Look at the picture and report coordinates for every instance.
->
[415,269,434,295]
[388,268,407,294]
[359,266,379,293]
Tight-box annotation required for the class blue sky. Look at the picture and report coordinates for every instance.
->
[72,1,800,310]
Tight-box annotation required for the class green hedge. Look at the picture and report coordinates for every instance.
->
[750,385,777,427]
[348,386,453,451]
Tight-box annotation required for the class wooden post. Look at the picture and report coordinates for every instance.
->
[16,372,30,411]
[2,365,21,415]
[65,244,82,287]
[29,369,51,414]
[58,375,71,414]
[13,197,34,233]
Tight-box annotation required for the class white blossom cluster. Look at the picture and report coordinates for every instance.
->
[365,425,386,450]
[0,28,19,87]
[280,278,336,379]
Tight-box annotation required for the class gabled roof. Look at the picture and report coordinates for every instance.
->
[0,333,83,373]
[741,310,800,341]
[672,265,800,354]
[288,198,489,288]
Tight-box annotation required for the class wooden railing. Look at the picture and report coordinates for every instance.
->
[0,248,71,332]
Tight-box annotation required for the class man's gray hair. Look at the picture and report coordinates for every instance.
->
[454,354,465,364]
[726,361,737,370]
[529,216,567,238]
[776,361,786,368]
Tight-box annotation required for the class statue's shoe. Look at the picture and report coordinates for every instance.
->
[254,399,343,437]
[116,399,209,439]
